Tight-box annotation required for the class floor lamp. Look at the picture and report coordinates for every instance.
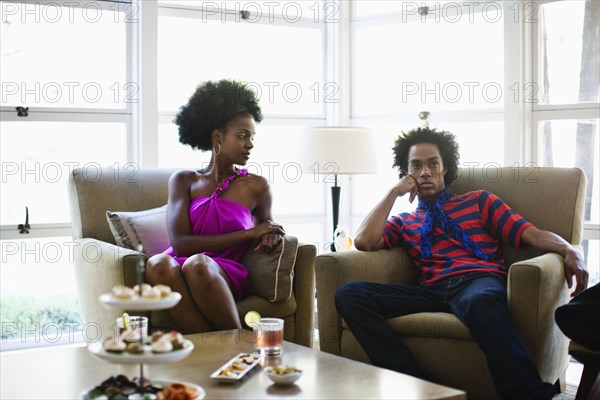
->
[301,126,378,251]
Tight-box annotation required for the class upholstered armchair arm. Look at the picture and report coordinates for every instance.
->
[291,243,317,347]
[507,252,570,379]
[73,238,147,338]
[315,247,418,355]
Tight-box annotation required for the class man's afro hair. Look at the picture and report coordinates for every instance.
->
[175,79,263,151]
[392,127,460,187]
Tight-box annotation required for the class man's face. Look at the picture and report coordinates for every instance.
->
[407,143,447,203]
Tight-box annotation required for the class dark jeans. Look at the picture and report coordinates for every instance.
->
[335,272,556,400]
[555,282,600,351]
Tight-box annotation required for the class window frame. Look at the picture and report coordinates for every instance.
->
[154,1,331,248]
[530,0,600,235]
[347,1,512,232]
[0,0,137,240]
[2,0,599,350]
[0,0,137,350]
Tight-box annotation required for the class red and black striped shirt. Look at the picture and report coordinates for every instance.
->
[383,190,532,284]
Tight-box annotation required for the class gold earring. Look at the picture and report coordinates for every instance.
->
[215,143,221,156]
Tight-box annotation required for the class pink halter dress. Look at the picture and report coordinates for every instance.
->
[162,169,253,300]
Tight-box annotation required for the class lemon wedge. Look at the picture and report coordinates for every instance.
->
[244,311,261,328]
[122,312,130,330]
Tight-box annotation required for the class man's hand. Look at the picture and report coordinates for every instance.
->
[564,248,589,297]
[394,174,419,203]
[354,175,419,251]
[521,226,589,297]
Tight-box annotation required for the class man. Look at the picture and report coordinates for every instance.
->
[335,127,588,400]
[555,282,600,351]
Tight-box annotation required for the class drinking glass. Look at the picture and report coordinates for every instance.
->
[116,316,148,342]
[253,318,284,356]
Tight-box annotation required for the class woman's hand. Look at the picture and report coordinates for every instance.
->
[251,221,285,252]
[251,220,285,240]
[254,232,283,252]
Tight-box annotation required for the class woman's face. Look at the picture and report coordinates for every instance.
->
[218,114,256,165]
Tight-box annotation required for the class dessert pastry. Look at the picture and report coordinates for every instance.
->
[150,330,185,350]
[133,283,152,296]
[166,330,185,350]
[142,287,161,300]
[103,336,126,353]
[109,283,173,301]
[84,375,139,399]
[126,342,144,354]
[154,284,172,298]
[112,284,135,300]
[151,339,173,353]
[151,331,165,342]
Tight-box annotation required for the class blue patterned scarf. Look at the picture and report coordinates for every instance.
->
[418,188,490,261]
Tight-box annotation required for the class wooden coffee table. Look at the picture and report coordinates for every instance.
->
[1,329,465,399]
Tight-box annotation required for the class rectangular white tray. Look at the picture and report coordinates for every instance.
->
[210,352,261,383]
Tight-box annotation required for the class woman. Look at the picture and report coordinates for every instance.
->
[146,80,284,333]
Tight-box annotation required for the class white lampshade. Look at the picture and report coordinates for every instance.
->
[300,126,378,174]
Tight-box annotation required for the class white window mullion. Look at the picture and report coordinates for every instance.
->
[331,0,350,127]
[0,224,72,241]
[504,1,531,166]
[135,0,159,167]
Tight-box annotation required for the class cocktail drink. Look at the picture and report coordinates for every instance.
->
[253,318,284,356]
[116,315,148,342]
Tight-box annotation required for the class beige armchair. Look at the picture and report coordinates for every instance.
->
[68,167,316,346]
[315,167,587,400]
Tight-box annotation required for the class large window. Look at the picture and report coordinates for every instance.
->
[2,0,598,351]
[1,1,129,110]
[349,0,599,286]
[156,1,328,249]
[1,1,132,226]
[1,237,83,349]
[1,121,128,225]
[1,0,132,348]
[352,3,504,116]
[349,1,506,231]
[533,0,600,285]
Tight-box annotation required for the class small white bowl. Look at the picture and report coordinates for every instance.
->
[265,366,302,386]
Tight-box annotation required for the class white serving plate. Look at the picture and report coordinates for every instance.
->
[98,292,182,311]
[210,352,261,383]
[81,379,205,399]
[88,339,194,364]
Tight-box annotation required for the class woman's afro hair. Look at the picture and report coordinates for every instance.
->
[175,79,263,151]
[392,126,460,187]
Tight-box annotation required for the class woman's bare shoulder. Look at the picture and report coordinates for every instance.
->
[168,169,210,195]
[240,172,269,191]
[169,169,204,182]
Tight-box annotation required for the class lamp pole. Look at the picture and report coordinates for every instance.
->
[330,174,340,252]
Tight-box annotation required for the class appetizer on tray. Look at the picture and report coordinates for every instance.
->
[210,353,261,383]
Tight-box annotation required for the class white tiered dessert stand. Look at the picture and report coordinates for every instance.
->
[86,255,203,399]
